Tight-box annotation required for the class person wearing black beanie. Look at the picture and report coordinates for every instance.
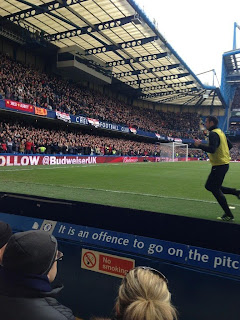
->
[0,221,12,265]
[0,230,75,320]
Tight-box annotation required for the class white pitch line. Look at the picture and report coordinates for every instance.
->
[2,180,240,207]
[0,165,98,172]
[0,161,172,172]
[0,162,128,172]
[0,161,210,173]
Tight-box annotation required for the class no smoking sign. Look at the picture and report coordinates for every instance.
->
[81,248,135,278]
[83,251,96,268]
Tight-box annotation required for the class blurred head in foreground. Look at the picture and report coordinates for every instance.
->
[0,221,12,264]
[115,266,177,320]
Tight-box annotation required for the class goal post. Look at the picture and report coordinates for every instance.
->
[156,142,188,162]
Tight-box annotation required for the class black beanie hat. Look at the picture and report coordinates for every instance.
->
[0,221,12,249]
[3,230,58,275]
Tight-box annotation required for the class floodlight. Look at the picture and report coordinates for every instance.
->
[132,14,142,25]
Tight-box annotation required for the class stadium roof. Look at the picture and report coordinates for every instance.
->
[0,0,226,107]
[223,49,240,84]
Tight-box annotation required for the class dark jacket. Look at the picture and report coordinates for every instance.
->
[0,268,75,320]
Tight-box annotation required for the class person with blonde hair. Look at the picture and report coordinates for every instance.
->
[115,266,177,320]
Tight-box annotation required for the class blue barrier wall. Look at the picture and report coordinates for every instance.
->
[0,211,239,320]
[57,240,240,320]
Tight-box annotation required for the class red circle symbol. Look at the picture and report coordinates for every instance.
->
[83,252,96,268]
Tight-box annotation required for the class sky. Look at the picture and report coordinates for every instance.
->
[135,0,240,87]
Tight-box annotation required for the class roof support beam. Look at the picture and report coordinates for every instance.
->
[195,94,206,106]
[1,0,92,37]
[156,94,187,103]
[126,73,190,86]
[233,54,239,72]
[183,93,202,105]
[113,63,180,78]
[140,87,198,99]
[44,15,136,41]
[85,36,158,55]
[211,90,217,105]
[106,52,168,67]
[141,81,194,92]
[1,0,88,23]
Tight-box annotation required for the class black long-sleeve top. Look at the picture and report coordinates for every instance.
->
[199,126,233,154]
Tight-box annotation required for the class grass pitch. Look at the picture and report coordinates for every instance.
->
[0,161,240,223]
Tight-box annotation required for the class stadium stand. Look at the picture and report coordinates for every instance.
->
[227,87,240,133]
[0,119,163,156]
[229,124,240,131]
[1,117,240,159]
[222,50,240,134]
[232,87,240,111]
[0,53,204,140]
[230,141,240,160]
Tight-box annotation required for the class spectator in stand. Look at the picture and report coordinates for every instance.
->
[25,138,33,154]
[6,138,13,153]
[1,140,7,153]
[0,86,5,99]
[0,230,75,320]
[0,221,12,265]
[19,140,25,153]
[37,145,46,153]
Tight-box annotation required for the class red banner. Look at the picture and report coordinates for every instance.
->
[87,118,99,128]
[0,155,158,167]
[5,100,34,113]
[0,155,200,167]
[35,107,47,116]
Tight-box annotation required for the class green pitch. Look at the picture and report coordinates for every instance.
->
[0,161,240,223]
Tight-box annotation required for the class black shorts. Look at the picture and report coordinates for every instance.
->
[205,164,229,192]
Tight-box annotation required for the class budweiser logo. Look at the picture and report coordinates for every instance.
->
[123,157,138,163]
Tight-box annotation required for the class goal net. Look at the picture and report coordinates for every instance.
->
[157,142,188,162]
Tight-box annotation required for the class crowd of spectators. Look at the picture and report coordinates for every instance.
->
[230,87,240,132]
[1,119,239,159]
[188,148,206,159]
[230,141,240,161]
[229,124,240,131]
[232,87,240,111]
[0,120,162,156]
[0,53,204,140]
